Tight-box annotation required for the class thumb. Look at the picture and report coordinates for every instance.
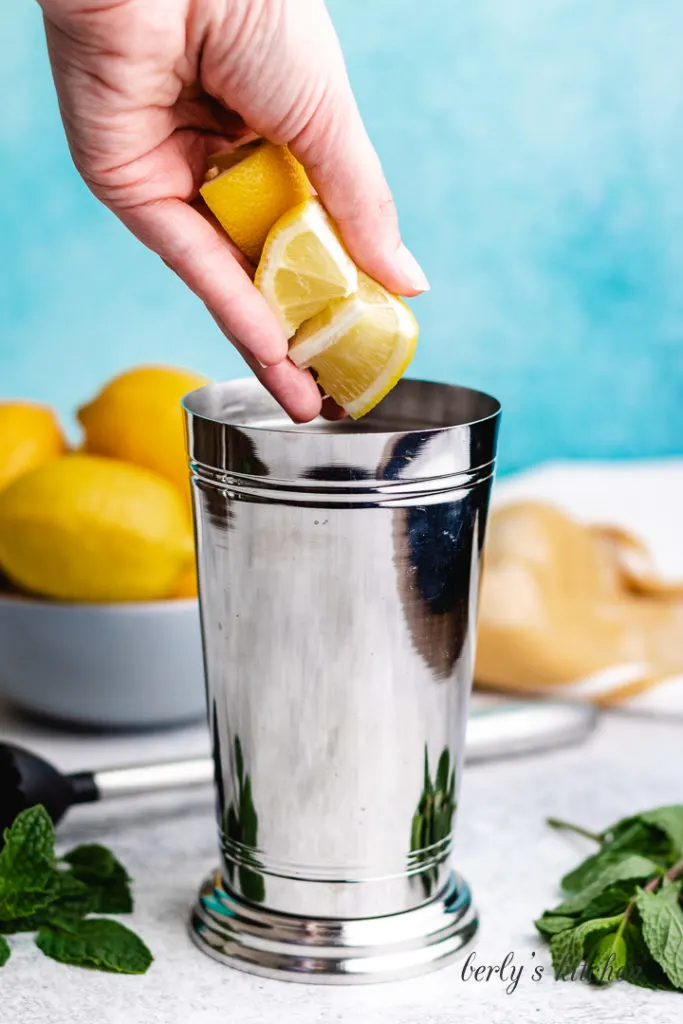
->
[289,83,430,298]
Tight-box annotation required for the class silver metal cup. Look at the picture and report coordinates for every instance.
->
[184,378,500,983]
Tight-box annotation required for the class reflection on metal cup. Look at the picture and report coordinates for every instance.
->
[184,378,501,983]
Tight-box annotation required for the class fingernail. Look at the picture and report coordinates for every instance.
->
[396,244,430,292]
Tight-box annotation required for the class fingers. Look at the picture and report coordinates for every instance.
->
[120,197,288,368]
[225,330,323,423]
[250,361,323,423]
[127,198,322,421]
[291,98,429,298]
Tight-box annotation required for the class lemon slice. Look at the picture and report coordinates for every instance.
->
[255,198,358,339]
[289,274,418,418]
[200,141,311,264]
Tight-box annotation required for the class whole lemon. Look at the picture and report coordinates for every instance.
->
[171,564,198,599]
[0,455,194,602]
[77,365,208,497]
[0,402,65,491]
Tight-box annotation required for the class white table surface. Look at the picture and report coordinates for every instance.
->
[0,701,681,1024]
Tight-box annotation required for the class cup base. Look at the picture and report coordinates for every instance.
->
[189,869,478,984]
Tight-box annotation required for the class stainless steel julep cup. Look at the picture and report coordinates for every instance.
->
[184,378,501,983]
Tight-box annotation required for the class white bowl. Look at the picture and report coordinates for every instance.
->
[0,594,206,729]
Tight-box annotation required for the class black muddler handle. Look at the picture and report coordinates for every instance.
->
[0,742,213,839]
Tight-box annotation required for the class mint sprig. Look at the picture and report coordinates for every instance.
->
[537,805,683,990]
[0,806,152,974]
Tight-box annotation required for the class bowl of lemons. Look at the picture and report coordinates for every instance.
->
[0,365,207,729]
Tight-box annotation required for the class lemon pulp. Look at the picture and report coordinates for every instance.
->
[289,275,418,418]
[255,198,358,338]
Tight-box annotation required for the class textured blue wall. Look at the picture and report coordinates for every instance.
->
[2,1,683,471]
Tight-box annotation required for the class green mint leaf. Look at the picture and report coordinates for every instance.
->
[36,918,153,975]
[554,855,661,916]
[561,820,665,893]
[39,870,97,925]
[0,876,60,925]
[573,883,638,922]
[0,915,40,935]
[620,920,674,991]
[590,931,627,984]
[47,876,100,924]
[86,879,133,916]
[534,913,577,937]
[54,871,90,898]
[0,935,10,967]
[0,805,55,871]
[608,806,683,861]
[537,882,637,933]
[0,806,57,920]
[0,815,136,945]
[0,870,96,933]
[636,881,683,989]
[550,915,623,979]
[562,805,683,894]
[63,845,126,883]
[589,922,673,988]
[63,846,133,915]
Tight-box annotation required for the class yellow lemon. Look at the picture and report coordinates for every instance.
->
[171,564,198,599]
[200,141,311,264]
[0,455,194,602]
[255,198,358,339]
[77,365,208,498]
[0,402,65,491]
[289,274,418,418]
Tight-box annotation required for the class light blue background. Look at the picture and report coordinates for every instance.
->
[2,1,682,472]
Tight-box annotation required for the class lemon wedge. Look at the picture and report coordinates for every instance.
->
[200,141,311,264]
[255,198,358,339]
[289,274,418,418]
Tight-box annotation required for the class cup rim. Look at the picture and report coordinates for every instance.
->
[182,376,501,436]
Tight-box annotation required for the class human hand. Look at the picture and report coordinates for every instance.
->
[39,0,429,421]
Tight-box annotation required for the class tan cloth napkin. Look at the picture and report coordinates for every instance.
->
[475,459,683,711]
